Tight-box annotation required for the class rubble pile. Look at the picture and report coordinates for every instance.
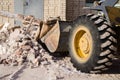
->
[0,15,51,67]
[0,15,80,80]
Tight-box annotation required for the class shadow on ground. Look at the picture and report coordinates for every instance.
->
[103,60,120,74]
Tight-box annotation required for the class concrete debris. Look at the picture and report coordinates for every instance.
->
[0,15,49,68]
[0,15,84,80]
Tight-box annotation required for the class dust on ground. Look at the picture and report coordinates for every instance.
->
[0,55,120,80]
[0,15,120,80]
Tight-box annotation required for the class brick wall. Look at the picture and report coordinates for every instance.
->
[66,0,93,21]
[44,0,93,21]
[44,0,66,21]
[0,0,14,27]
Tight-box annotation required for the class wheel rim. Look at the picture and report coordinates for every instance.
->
[74,26,92,62]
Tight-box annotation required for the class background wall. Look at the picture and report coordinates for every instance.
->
[44,0,94,21]
[0,0,97,26]
[14,0,43,19]
[14,0,43,25]
[0,0,14,27]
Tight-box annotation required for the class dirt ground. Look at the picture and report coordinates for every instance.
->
[0,54,120,80]
[0,14,120,80]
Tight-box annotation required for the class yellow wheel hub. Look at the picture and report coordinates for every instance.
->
[74,26,92,62]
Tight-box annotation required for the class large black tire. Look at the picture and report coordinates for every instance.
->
[69,14,117,73]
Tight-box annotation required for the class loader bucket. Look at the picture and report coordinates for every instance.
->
[40,21,72,53]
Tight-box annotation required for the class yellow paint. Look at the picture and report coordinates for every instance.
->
[74,26,92,63]
[106,6,120,26]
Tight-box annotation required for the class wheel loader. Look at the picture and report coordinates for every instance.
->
[0,0,119,74]
[37,0,120,73]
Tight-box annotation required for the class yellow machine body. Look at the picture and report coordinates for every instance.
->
[106,6,120,26]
